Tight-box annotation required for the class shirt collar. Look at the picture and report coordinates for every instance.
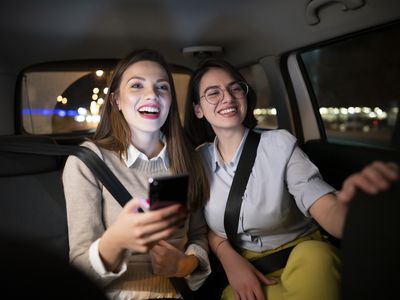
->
[123,135,169,169]
[212,128,249,172]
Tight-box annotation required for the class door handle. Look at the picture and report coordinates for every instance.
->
[305,0,365,25]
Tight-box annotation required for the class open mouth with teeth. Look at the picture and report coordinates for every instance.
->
[138,106,161,119]
[219,107,238,116]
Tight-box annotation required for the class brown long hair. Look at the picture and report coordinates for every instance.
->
[184,58,258,147]
[93,49,209,210]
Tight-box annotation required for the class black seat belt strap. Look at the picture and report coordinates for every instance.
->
[0,142,194,300]
[222,130,292,274]
[224,130,261,249]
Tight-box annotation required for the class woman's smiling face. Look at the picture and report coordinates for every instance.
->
[115,60,171,136]
[195,67,247,133]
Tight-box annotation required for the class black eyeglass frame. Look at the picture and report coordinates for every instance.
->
[200,81,249,105]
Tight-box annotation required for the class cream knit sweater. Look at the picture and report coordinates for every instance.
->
[62,141,210,299]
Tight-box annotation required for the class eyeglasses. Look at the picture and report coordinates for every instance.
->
[200,81,249,105]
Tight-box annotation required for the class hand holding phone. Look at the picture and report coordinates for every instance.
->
[148,174,189,210]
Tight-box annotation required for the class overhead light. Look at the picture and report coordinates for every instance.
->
[181,45,224,58]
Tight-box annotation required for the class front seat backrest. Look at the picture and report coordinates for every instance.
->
[0,135,69,261]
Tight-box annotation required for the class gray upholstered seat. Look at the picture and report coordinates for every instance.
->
[0,135,69,260]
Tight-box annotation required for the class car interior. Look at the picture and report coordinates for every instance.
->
[0,0,399,298]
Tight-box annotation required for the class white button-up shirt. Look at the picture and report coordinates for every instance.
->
[200,129,335,252]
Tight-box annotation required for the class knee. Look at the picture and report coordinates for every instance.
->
[281,241,341,299]
[288,240,341,271]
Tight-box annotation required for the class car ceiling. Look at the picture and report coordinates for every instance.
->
[0,0,399,73]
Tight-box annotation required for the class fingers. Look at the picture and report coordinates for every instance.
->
[139,212,185,234]
[252,284,266,300]
[233,291,239,300]
[153,240,175,252]
[149,241,185,276]
[255,269,276,286]
[147,203,187,222]
[359,161,397,190]
[372,161,399,181]
[134,226,178,250]
[122,202,187,252]
[149,243,171,267]
[336,183,356,203]
[123,197,142,212]
[149,240,173,258]
[231,270,271,300]
[338,173,373,203]
[252,269,275,300]
[149,249,163,275]
[338,161,399,203]
[133,203,187,227]
[234,288,265,300]
[136,208,187,237]
[132,217,185,248]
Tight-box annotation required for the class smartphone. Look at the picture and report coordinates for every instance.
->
[148,174,189,210]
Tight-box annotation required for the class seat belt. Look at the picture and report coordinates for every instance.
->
[223,130,293,274]
[223,130,261,249]
[0,141,194,300]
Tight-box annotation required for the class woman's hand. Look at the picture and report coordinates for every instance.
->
[99,198,187,271]
[209,231,275,300]
[337,161,399,204]
[310,161,399,238]
[149,240,199,277]
[221,248,275,300]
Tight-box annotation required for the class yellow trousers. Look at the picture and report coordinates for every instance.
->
[221,231,341,300]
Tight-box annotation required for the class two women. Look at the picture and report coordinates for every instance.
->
[63,49,210,299]
[64,49,398,300]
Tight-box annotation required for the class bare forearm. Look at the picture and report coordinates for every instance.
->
[207,229,252,285]
[208,230,227,256]
[309,194,348,238]
[318,161,400,237]
[208,230,239,266]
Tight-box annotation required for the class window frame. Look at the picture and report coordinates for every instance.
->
[284,20,400,150]
[16,59,192,138]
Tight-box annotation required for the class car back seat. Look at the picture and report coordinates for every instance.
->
[0,135,69,261]
[0,135,197,298]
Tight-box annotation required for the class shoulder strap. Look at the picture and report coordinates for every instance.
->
[72,146,133,206]
[223,130,261,250]
[0,141,194,300]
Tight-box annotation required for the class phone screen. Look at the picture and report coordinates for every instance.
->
[148,174,189,210]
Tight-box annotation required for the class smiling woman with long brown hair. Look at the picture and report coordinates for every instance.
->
[63,49,210,300]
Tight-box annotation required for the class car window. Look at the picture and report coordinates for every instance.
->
[20,62,276,135]
[240,64,278,129]
[20,63,190,135]
[300,22,400,149]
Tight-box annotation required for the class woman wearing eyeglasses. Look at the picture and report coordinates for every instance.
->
[184,58,399,300]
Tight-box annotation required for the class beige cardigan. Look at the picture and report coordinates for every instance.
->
[62,141,210,299]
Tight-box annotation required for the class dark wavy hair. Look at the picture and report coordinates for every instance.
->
[92,49,209,210]
[184,58,258,146]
